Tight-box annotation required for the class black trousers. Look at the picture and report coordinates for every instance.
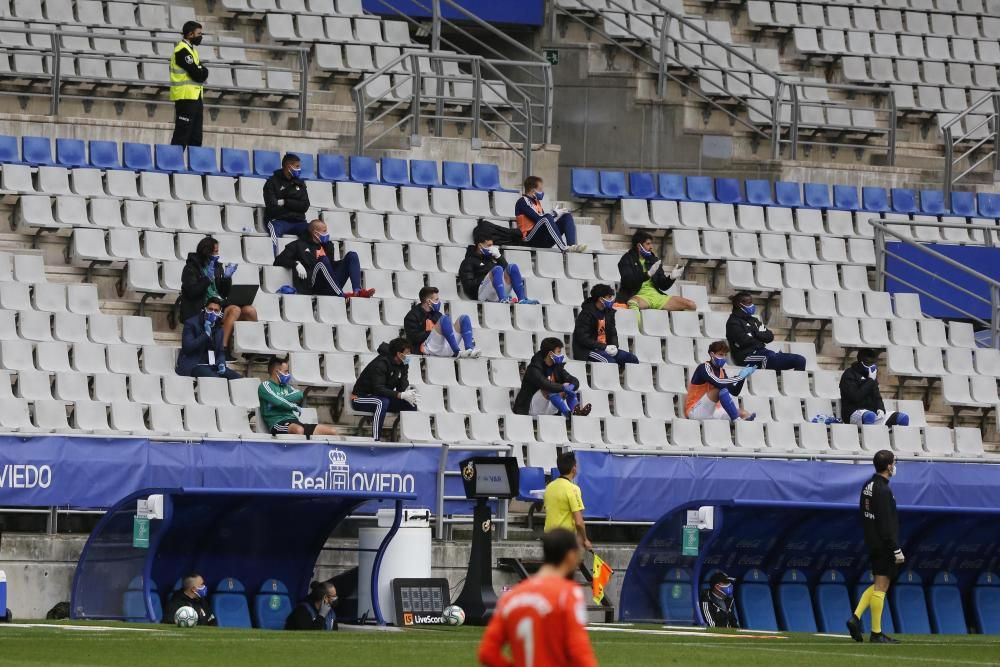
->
[171,98,203,148]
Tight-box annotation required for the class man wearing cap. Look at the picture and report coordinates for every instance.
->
[700,572,739,628]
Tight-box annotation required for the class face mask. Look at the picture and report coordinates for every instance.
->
[551,353,565,365]
[888,463,896,478]
[865,363,877,375]
[328,596,339,608]
[204,310,219,324]
[718,583,734,597]
[742,303,756,316]
[712,356,727,368]
[639,246,654,258]
[278,372,291,386]
[290,168,302,179]
[481,247,493,258]
[430,301,441,312]
[400,355,411,366]
[195,585,208,598]
[601,297,616,309]
[210,254,220,264]
[189,35,203,46]
[318,233,330,244]
[534,191,544,202]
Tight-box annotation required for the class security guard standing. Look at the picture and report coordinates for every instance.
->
[170,21,209,148]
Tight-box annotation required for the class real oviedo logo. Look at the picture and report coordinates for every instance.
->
[291,448,416,493]
[0,464,52,489]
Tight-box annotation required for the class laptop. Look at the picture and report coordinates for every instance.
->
[226,284,259,307]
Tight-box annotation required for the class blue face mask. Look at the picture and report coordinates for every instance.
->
[639,246,654,259]
[865,363,877,375]
[278,372,292,386]
[290,168,302,179]
[210,254,220,264]
[204,310,219,324]
[601,297,616,309]
[430,301,441,312]
[481,248,493,258]
[401,355,411,366]
[712,356,727,368]
[318,233,330,243]
[718,583,733,597]
[551,353,565,365]
[534,191,544,202]
[195,585,208,598]
[742,303,756,316]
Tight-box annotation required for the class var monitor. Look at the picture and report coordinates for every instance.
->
[459,457,519,500]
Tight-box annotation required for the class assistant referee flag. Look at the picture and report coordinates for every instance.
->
[592,554,613,604]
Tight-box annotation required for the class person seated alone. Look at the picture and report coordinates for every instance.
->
[726,291,805,371]
[700,572,739,629]
[513,337,592,418]
[840,349,910,427]
[175,297,241,379]
[684,340,756,422]
[459,236,538,304]
[514,175,586,253]
[285,581,338,631]
[351,338,419,440]
[164,573,217,626]
[618,231,696,314]
[572,284,639,365]
[273,219,374,298]
[258,357,338,437]
[264,153,310,252]
[403,286,480,359]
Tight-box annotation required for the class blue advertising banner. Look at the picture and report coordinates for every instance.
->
[362,0,544,26]
[884,242,1000,320]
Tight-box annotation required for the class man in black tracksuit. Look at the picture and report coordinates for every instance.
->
[700,572,739,628]
[273,219,372,298]
[351,338,417,440]
[847,449,903,644]
[572,284,638,365]
[513,337,590,417]
[457,238,535,303]
[726,291,805,371]
[164,573,217,626]
[264,154,311,251]
[840,348,910,427]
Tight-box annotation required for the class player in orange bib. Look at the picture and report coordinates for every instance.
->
[478,529,598,667]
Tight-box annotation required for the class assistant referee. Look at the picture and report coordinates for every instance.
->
[847,449,903,644]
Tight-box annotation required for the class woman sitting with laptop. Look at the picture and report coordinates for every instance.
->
[180,235,258,357]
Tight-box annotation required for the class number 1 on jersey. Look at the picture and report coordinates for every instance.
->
[515,617,535,667]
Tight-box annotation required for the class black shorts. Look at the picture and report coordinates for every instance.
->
[270,420,316,437]
[869,549,897,578]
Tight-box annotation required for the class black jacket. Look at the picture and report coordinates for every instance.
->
[458,245,509,300]
[617,247,675,304]
[263,169,310,223]
[174,41,208,92]
[353,342,409,398]
[726,308,775,366]
[861,474,899,554]
[176,312,234,377]
[180,252,231,322]
[274,236,338,295]
[403,303,442,350]
[572,300,619,360]
[840,361,885,422]
[513,351,581,415]
[284,601,338,631]
[700,589,739,628]
[164,590,217,626]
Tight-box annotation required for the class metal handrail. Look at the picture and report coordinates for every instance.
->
[872,218,1000,348]
[942,92,1000,209]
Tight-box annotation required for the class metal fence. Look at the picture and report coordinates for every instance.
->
[941,92,1000,209]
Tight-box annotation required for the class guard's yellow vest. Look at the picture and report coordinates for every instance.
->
[169,41,202,101]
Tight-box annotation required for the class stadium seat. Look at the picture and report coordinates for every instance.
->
[659,568,694,624]
[599,171,627,198]
[686,176,715,202]
[774,181,802,207]
[379,157,409,186]
[737,568,778,631]
[814,569,851,633]
[517,466,546,501]
[862,187,889,212]
[122,575,163,623]
[658,174,686,201]
[349,155,378,184]
[212,578,253,628]
[571,168,599,198]
[920,190,946,215]
[715,178,742,204]
[442,161,472,189]
[296,153,316,180]
[803,182,831,208]
[254,150,281,177]
[833,185,859,210]
[220,148,252,177]
[974,572,1000,634]
[777,569,817,632]
[978,193,1000,219]
[154,144,186,173]
[951,191,976,217]
[253,579,293,630]
[121,143,153,172]
[0,135,19,164]
[472,163,506,191]
[629,172,657,199]
[891,188,917,214]
[317,154,347,182]
[55,138,87,168]
[929,571,967,634]
[23,136,54,166]
[891,571,931,634]
[745,179,773,205]
[410,160,440,187]
[188,146,219,175]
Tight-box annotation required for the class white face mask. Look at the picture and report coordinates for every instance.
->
[888,463,897,478]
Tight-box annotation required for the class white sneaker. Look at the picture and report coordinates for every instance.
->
[468,347,482,359]
[457,349,474,359]
[566,243,588,253]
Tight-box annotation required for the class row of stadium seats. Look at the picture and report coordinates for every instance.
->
[1,0,196,30]
[123,576,294,629]
[751,2,1000,38]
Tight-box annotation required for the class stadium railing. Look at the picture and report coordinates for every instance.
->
[941,91,1000,208]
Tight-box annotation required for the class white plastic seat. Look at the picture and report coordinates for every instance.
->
[830,423,862,453]
[148,403,191,436]
[109,402,152,435]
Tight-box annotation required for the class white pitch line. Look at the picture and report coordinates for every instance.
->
[587,626,786,640]
[0,623,164,633]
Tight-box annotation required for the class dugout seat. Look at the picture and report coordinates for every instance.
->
[929,571,967,634]
[738,568,778,631]
[814,570,851,633]
[891,571,931,634]
[254,579,293,630]
[658,568,694,624]
[777,569,817,632]
[854,571,895,634]
[974,572,1000,634]
[122,575,163,623]
[212,577,253,628]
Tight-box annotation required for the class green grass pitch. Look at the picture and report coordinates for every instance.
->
[2,622,1000,666]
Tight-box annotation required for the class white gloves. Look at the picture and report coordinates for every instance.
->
[295,262,307,280]
[399,389,419,407]
[488,245,502,259]
[604,345,618,356]
[737,366,756,380]
[669,264,684,280]
[869,368,878,381]
[277,198,286,207]
[551,207,568,218]
[893,549,905,564]
[647,259,662,278]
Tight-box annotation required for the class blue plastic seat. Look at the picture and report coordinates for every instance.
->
[220,148,252,177]
[380,157,409,186]
[814,570,851,633]
[777,569,817,632]
[212,577,252,628]
[570,168,599,198]
[892,571,931,634]
[442,161,472,189]
[122,575,163,623]
[746,179,774,205]
[920,190,946,215]
[0,135,19,164]
[629,172,657,199]
[89,140,120,169]
[862,186,889,212]
[775,181,802,207]
[188,146,218,175]
[296,153,315,180]
[804,182,831,208]
[974,571,1000,634]
[686,176,716,202]
[929,571,967,634]
[658,174,686,200]
[349,155,378,184]
[154,144,186,173]
[516,467,546,502]
[318,154,347,182]
[23,136,54,166]
[410,160,440,187]
[254,579,293,630]
[56,138,87,168]
[254,150,281,177]
[833,184,860,210]
[123,142,154,171]
[715,178,743,204]
[599,171,628,198]
[737,568,778,631]
[951,191,977,216]
[659,568,694,624]
[890,188,917,214]
[978,193,1000,218]
[855,571,896,634]
[472,163,504,191]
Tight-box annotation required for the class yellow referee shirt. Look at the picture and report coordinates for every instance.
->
[543,476,585,533]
